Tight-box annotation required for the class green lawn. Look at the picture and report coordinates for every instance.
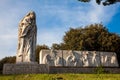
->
[0,74,120,80]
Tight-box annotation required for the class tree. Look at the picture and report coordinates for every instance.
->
[51,43,61,50]
[78,0,120,6]
[35,45,49,63]
[64,24,120,51]
[51,43,67,50]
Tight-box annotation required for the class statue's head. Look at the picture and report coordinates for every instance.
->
[29,11,36,18]
[26,11,36,19]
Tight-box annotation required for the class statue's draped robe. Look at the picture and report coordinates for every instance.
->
[16,12,37,63]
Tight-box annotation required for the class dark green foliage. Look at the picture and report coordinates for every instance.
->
[0,56,16,74]
[35,45,49,63]
[51,43,61,50]
[78,0,119,6]
[102,0,117,6]
[78,0,90,2]
[66,24,120,52]
[96,0,101,5]
[51,43,68,50]
[94,66,110,74]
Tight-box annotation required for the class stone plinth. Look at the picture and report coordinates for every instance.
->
[49,67,120,74]
[3,63,49,74]
[39,50,119,67]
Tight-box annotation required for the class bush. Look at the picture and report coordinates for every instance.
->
[94,66,110,74]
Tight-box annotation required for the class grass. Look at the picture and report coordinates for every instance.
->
[0,74,120,80]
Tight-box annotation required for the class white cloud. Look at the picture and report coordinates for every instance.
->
[88,0,120,24]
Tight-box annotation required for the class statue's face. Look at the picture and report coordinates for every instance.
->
[29,12,35,18]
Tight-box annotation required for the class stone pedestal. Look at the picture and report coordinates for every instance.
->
[3,63,49,74]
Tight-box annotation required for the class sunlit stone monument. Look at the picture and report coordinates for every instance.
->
[16,11,37,63]
[3,11,120,74]
[40,50,119,67]
[3,11,49,74]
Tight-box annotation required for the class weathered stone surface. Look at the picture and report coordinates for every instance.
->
[100,52,118,67]
[49,67,120,74]
[16,11,37,63]
[3,63,49,74]
[40,50,64,66]
[39,50,119,67]
[3,63,120,74]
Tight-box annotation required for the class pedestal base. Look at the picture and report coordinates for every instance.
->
[3,63,49,74]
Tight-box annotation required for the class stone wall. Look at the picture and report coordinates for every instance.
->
[3,63,49,74]
[49,67,120,74]
[3,63,120,74]
[39,50,119,67]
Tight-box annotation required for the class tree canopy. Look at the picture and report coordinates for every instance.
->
[52,24,119,51]
[63,24,120,51]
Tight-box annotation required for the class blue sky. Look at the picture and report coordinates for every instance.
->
[0,0,120,59]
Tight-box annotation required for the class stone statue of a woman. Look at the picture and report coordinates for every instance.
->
[16,11,37,63]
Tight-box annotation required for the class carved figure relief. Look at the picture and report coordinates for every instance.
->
[66,51,76,66]
[82,51,89,67]
[55,57,63,66]
[91,51,99,66]
[43,54,54,66]
[40,50,118,67]
[111,55,116,64]
[42,50,64,66]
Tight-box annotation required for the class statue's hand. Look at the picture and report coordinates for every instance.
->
[20,34,26,38]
